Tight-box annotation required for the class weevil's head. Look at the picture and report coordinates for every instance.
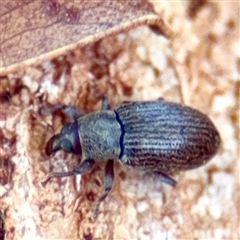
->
[46,121,82,155]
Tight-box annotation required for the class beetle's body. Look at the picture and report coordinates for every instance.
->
[76,100,219,173]
[116,100,220,172]
[43,98,221,217]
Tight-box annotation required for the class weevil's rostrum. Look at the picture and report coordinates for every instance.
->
[43,98,221,216]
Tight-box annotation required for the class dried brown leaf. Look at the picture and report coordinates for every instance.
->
[0,0,170,75]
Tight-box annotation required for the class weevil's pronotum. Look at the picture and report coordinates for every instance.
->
[42,97,221,216]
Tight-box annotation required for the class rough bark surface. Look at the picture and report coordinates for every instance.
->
[0,1,239,239]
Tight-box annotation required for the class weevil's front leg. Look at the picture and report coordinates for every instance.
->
[93,159,114,218]
[42,159,95,187]
[62,105,85,120]
[42,103,84,121]
[153,171,177,187]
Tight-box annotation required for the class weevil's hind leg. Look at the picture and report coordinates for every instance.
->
[153,171,177,187]
[93,159,114,218]
[41,159,95,188]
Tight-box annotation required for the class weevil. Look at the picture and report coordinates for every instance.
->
[42,97,221,216]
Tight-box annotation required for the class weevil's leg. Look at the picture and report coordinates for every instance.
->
[41,159,95,188]
[153,171,177,187]
[42,103,84,121]
[93,159,114,218]
[62,105,84,121]
[73,159,95,174]
[101,95,111,110]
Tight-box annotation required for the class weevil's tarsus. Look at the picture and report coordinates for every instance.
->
[42,159,95,188]
[93,159,114,218]
[41,170,76,188]
[154,171,177,187]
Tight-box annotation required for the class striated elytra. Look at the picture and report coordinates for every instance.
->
[43,97,221,216]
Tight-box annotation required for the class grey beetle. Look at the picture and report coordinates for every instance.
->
[43,97,221,216]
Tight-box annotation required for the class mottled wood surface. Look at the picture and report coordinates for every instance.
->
[0,1,238,239]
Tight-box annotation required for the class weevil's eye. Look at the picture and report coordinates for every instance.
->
[45,121,82,156]
[60,121,82,154]
[60,139,74,153]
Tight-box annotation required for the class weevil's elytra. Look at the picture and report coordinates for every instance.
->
[43,97,221,217]
[116,100,220,173]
